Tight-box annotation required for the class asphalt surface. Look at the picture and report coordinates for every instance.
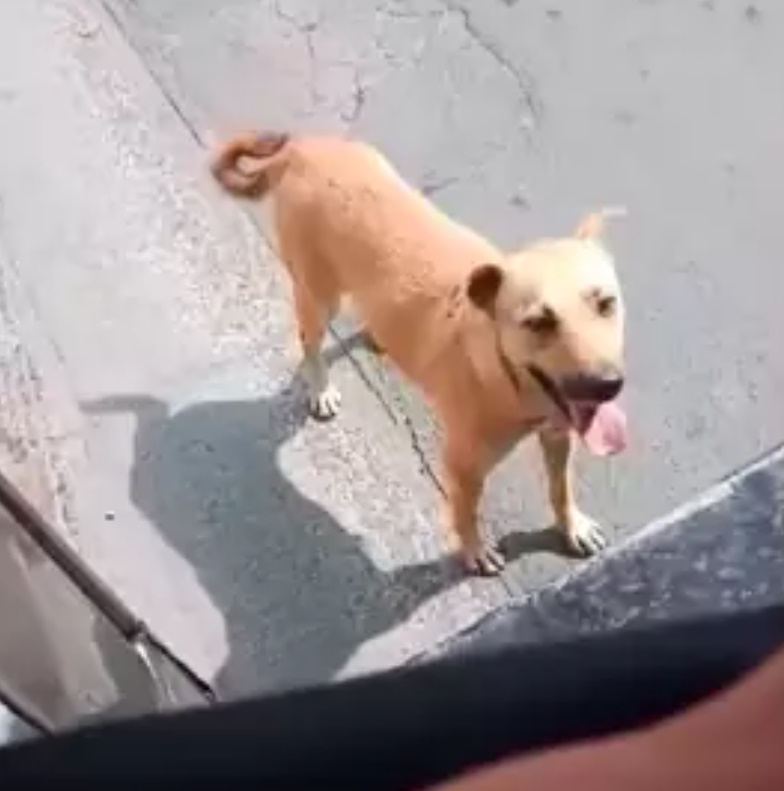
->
[0,0,782,697]
[422,443,784,662]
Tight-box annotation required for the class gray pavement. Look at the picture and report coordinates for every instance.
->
[0,0,782,697]
[421,443,784,663]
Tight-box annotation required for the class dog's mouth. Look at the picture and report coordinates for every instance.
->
[526,365,628,456]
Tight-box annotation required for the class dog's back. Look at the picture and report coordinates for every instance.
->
[212,133,501,380]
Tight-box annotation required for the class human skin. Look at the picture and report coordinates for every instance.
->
[425,645,784,791]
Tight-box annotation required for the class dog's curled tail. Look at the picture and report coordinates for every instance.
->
[210,131,290,198]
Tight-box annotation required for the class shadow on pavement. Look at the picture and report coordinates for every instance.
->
[82,381,454,697]
[82,371,567,697]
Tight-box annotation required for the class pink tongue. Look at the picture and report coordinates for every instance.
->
[577,402,628,456]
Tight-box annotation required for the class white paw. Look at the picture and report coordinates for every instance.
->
[563,512,608,557]
[462,544,506,577]
[308,384,342,421]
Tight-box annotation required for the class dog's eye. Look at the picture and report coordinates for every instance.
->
[596,294,617,317]
[522,308,559,335]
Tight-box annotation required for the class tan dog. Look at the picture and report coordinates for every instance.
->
[211,132,628,575]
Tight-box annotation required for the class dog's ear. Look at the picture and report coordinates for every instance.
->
[467,264,504,313]
[574,206,627,241]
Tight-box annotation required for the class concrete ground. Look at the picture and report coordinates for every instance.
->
[0,0,782,698]
[422,444,784,662]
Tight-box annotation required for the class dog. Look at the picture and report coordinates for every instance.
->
[211,132,628,575]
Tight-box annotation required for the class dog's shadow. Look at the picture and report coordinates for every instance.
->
[83,346,567,697]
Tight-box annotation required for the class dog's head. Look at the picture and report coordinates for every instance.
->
[467,209,627,455]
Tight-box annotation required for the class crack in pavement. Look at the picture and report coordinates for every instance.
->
[99,0,207,147]
[272,0,325,108]
[340,71,368,125]
[331,332,445,495]
[421,172,462,197]
[439,0,542,125]
[0,227,81,534]
[377,0,444,22]
[273,0,376,128]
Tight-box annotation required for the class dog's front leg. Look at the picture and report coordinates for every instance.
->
[442,441,504,576]
[538,428,608,557]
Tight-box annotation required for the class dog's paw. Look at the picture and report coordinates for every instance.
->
[462,544,506,577]
[308,385,342,421]
[563,512,608,558]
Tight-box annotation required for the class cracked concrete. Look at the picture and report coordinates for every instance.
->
[1,0,783,700]
[440,0,541,124]
[0,233,83,539]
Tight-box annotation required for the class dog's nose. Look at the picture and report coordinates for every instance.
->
[561,369,624,402]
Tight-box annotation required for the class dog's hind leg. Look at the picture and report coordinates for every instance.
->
[293,281,341,421]
[274,207,342,421]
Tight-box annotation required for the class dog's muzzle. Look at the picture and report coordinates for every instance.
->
[559,369,624,403]
[526,364,624,411]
